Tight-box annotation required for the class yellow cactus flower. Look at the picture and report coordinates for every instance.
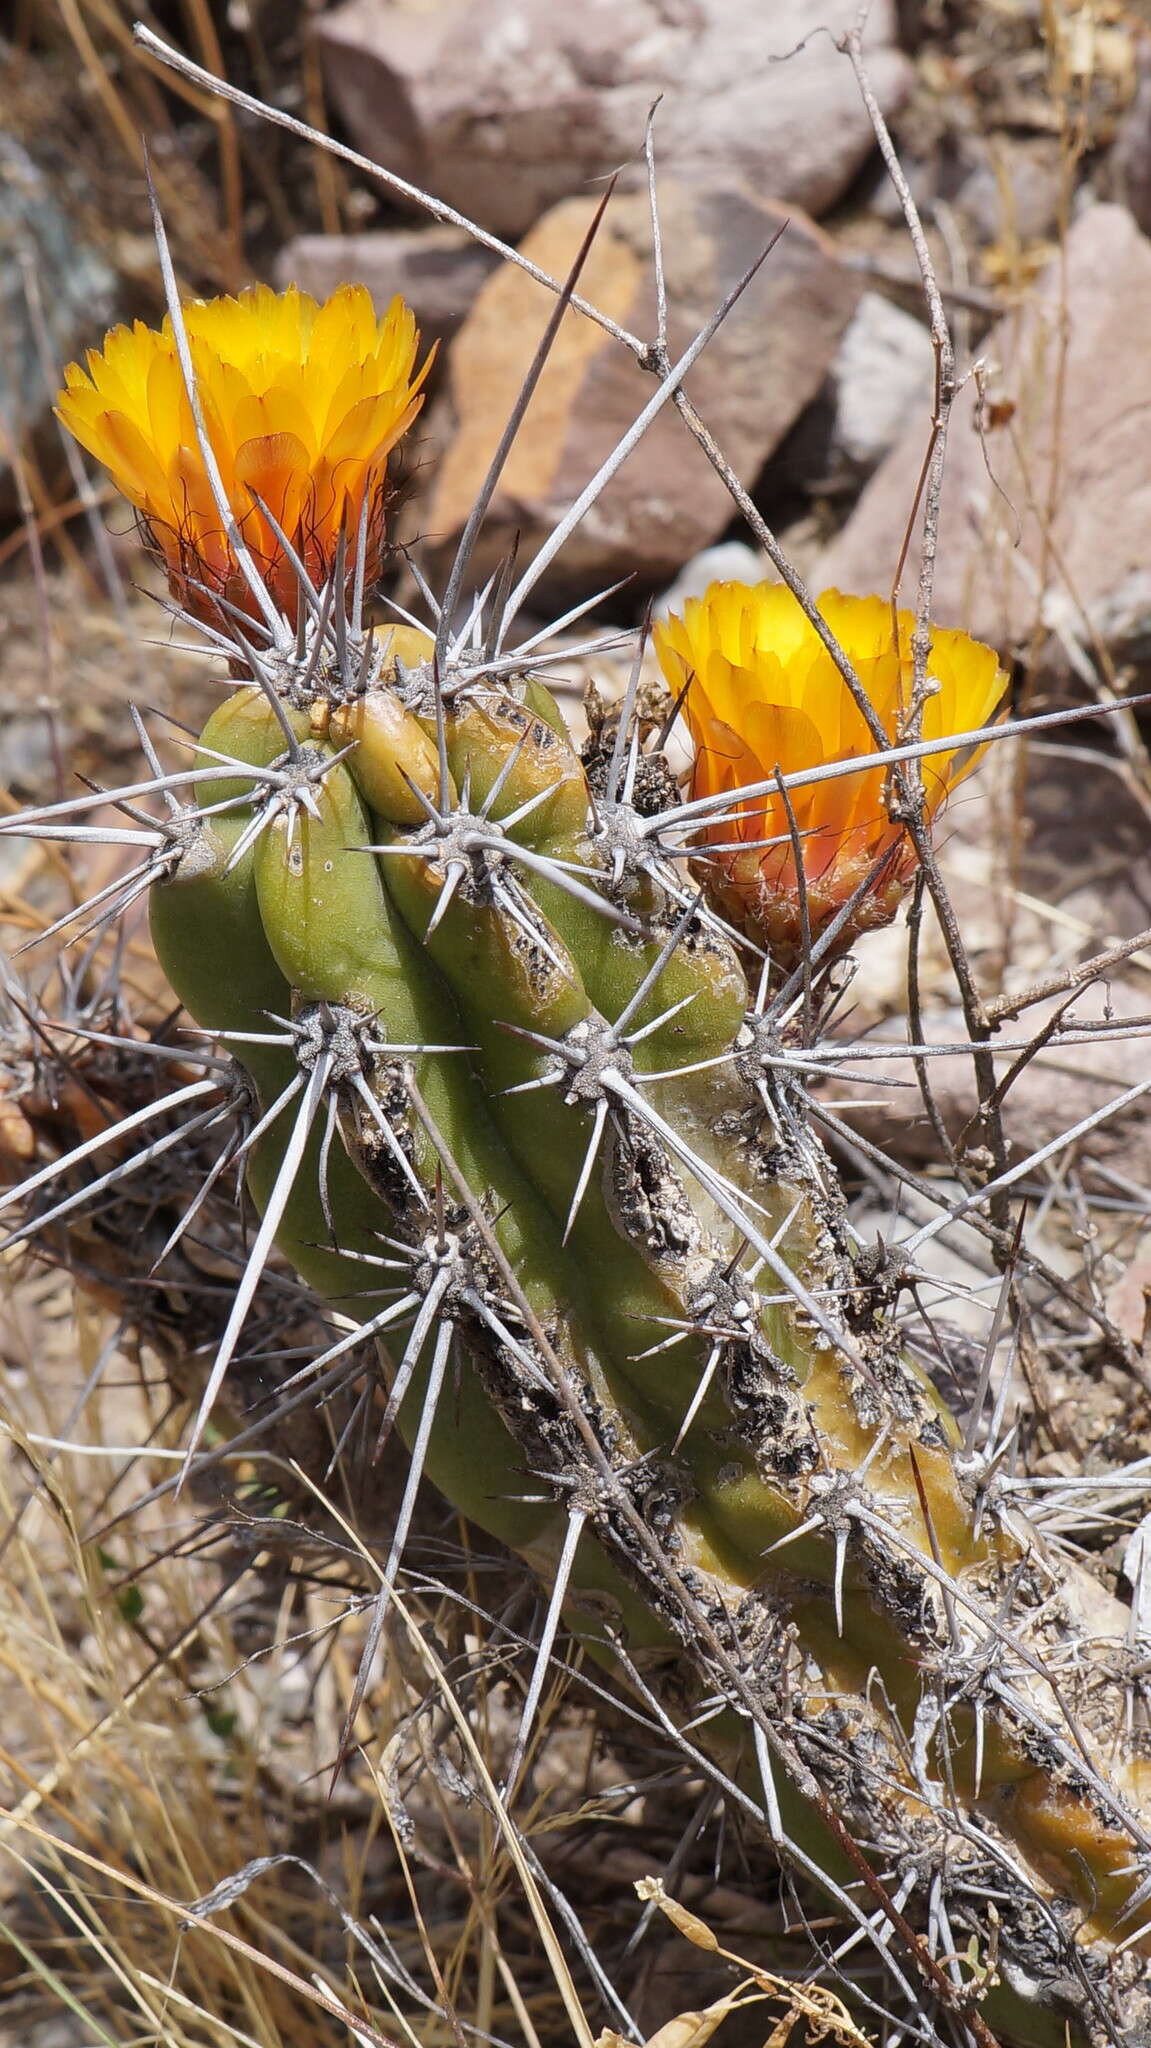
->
[653,583,1007,964]
[56,283,430,625]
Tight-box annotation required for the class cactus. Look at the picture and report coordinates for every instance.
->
[7,257,1151,2048]
[134,635,1151,2029]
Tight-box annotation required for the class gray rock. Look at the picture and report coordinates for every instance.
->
[1107,31,1151,238]
[657,541,767,617]
[953,138,1064,248]
[275,225,500,347]
[0,136,116,489]
[318,0,911,240]
[829,289,935,474]
[816,203,1151,663]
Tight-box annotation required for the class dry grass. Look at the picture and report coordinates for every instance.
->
[0,1266,867,2048]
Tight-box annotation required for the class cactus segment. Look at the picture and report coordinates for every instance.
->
[328,684,449,825]
[194,687,307,810]
[520,674,575,740]
[150,799,562,1557]
[441,692,590,844]
[149,810,291,1051]
[455,684,750,1067]
[59,640,1151,2028]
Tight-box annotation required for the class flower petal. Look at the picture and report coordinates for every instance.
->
[233,430,311,541]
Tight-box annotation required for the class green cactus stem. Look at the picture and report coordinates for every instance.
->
[125,638,1151,2048]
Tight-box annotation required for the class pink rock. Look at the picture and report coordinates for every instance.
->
[817,204,1151,664]
[420,182,861,604]
[317,0,910,239]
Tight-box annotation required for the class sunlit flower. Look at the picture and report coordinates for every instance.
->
[56,283,430,624]
[652,583,1007,965]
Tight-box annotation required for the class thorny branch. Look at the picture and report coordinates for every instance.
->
[987,923,1151,1024]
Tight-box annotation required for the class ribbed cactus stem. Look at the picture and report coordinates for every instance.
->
[140,657,1151,2039]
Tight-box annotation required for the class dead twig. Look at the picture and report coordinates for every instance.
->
[987,925,1151,1024]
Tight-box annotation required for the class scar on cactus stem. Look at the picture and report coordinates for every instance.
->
[55,282,432,629]
[652,581,1007,970]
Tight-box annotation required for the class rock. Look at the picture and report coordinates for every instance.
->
[0,135,116,503]
[1108,32,1151,237]
[275,226,500,348]
[720,291,934,532]
[816,203,1151,664]
[317,0,911,240]
[828,289,935,475]
[421,182,861,605]
[953,137,1064,249]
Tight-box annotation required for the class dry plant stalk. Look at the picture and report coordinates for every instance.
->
[3,19,1151,2048]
